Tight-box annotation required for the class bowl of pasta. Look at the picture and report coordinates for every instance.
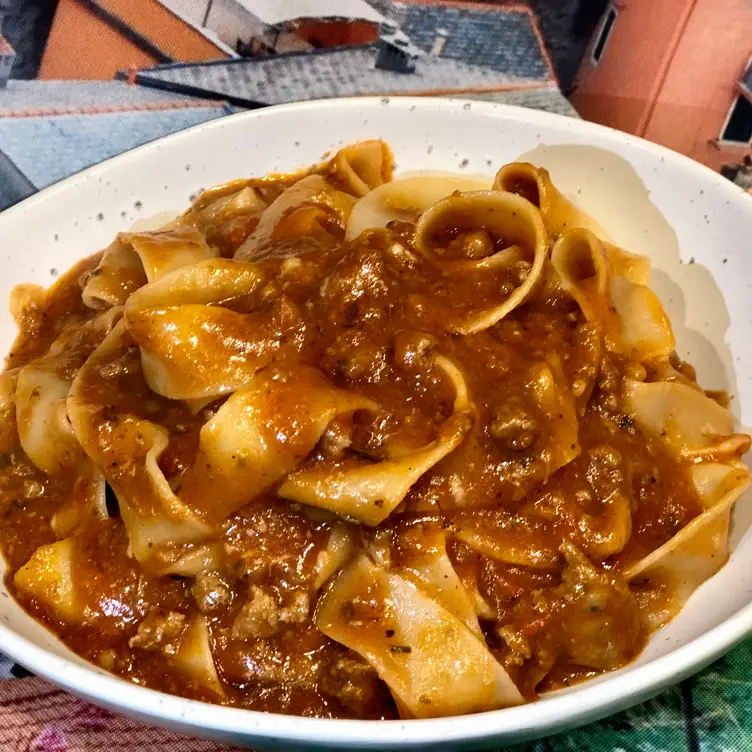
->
[0,96,751,749]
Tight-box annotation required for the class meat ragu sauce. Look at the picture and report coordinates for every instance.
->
[0,141,748,720]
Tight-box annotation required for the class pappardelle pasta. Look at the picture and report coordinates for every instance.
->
[0,140,748,719]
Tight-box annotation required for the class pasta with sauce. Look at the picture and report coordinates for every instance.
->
[0,140,748,719]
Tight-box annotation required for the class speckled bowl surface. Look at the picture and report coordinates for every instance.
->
[0,97,751,750]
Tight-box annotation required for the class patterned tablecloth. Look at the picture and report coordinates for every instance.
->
[0,83,750,752]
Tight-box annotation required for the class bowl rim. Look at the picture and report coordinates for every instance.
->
[1,95,751,748]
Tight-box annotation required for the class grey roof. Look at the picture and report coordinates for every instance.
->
[0,81,232,192]
[0,79,225,114]
[136,43,547,106]
[0,147,35,210]
[369,1,551,80]
[458,84,578,117]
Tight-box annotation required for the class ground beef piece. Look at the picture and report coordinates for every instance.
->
[318,243,393,328]
[321,654,383,715]
[556,542,643,670]
[128,609,186,655]
[317,415,353,459]
[192,571,232,614]
[489,398,541,451]
[279,590,310,624]
[232,587,279,639]
[393,330,436,371]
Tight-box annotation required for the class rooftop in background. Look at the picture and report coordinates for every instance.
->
[370,0,553,80]
[0,80,233,193]
[0,72,577,214]
[458,85,577,116]
[0,79,224,116]
[132,0,557,108]
[134,44,551,107]
[233,0,387,25]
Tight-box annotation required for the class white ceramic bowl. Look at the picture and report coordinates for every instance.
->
[1,97,751,750]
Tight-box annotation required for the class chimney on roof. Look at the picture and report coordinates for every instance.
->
[376,20,420,74]
[430,28,449,57]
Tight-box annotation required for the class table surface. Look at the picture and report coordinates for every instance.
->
[0,86,750,752]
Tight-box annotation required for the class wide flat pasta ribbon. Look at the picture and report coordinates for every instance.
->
[14,534,223,697]
[602,242,651,286]
[14,536,80,622]
[626,462,750,630]
[414,190,549,334]
[16,364,84,477]
[15,308,121,477]
[233,175,356,261]
[494,162,606,240]
[528,357,581,476]
[278,355,474,525]
[188,179,270,215]
[175,179,291,254]
[552,228,675,364]
[124,258,296,400]
[68,322,215,574]
[178,365,376,523]
[313,523,357,590]
[184,181,267,226]
[82,227,217,309]
[70,317,379,566]
[455,512,561,571]
[169,615,224,697]
[495,162,650,283]
[317,554,523,718]
[624,379,751,460]
[621,374,751,628]
[345,175,491,241]
[551,228,615,332]
[324,139,394,198]
[14,309,120,536]
[397,527,483,639]
[610,274,675,363]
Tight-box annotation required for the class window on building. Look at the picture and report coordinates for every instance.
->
[592,7,617,65]
[722,95,752,144]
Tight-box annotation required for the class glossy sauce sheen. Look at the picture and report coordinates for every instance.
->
[0,175,708,719]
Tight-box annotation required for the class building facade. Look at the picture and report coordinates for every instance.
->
[38,0,232,80]
[36,0,390,80]
[571,0,752,171]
